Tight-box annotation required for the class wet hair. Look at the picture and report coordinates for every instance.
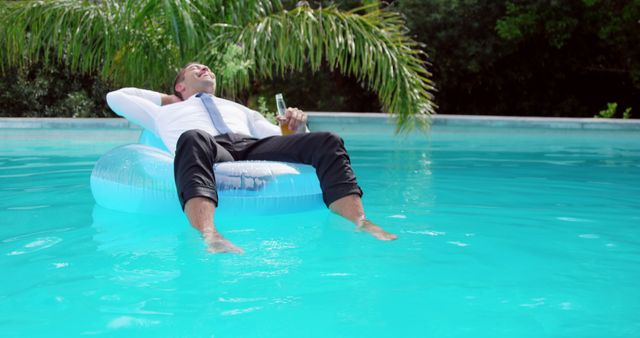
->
[173,62,198,100]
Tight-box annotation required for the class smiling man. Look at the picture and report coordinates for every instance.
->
[106,63,396,253]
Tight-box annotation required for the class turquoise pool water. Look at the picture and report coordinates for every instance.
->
[1,125,639,337]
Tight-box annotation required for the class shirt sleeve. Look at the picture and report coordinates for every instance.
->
[106,88,162,134]
[246,108,282,138]
[246,107,311,138]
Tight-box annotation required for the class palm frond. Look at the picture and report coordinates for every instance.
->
[1,1,111,74]
[0,0,206,89]
[235,3,435,131]
[0,0,435,130]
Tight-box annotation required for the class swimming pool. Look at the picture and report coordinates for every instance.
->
[1,118,639,337]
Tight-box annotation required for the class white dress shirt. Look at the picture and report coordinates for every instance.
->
[106,88,281,155]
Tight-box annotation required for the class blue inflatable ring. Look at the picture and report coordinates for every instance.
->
[90,130,323,215]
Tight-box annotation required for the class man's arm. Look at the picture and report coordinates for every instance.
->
[246,109,282,138]
[106,88,164,133]
[247,107,309,138]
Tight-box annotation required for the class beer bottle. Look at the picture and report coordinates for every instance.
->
[276,93,295,135]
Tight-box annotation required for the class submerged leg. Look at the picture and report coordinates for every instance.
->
[174,129,242,253]
[184,197,243,253]
[329,194,397,241]
[241,132,397,240]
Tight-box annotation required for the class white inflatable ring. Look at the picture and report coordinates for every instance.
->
[90,143,323,215]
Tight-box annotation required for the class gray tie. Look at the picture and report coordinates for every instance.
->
[197,92,232,134]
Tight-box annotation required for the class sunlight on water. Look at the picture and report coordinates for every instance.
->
[0,126,639,337]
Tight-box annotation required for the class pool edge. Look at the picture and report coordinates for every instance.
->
[1,114,639,131]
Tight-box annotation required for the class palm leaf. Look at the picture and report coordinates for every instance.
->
[0,0,435,131]
[234,3,435,131]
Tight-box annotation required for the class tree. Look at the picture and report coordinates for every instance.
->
[396,0,639,118]
[0,0,435,131]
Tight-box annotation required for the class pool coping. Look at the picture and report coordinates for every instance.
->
[1,113,639,130]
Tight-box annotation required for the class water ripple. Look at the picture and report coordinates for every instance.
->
[0,168,90,179]
[321,272,353,277]
[5,236,62,256]
[404,230,446,236]
[6,205,50,211]
[221,306,262,316]
[218,297,267,303]
[107,316,160,329]
[1,227,73,243]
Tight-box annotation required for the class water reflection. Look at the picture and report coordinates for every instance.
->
[91,205,186,257]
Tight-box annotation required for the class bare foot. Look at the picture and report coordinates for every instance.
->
[358,219,398,241]
[206,236,244,254]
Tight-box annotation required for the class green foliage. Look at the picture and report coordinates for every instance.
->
[395,0,639,118]
[0,0,435,131]
[595,102,618,118]
[3,0,637,122]
[495,3,537,41]
[256,96,278,124]
[245,63,380,114]
[234,3,435,131]
[217,44,254,98]
[0,64,113,118]
[52,92,95,118]
[594,102,633,119]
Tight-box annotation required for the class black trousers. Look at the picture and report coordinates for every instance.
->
[173,130,363,209]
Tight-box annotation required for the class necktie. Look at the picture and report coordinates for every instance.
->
[197,92,232,134]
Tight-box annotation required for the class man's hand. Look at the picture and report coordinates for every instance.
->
[277,107,308,133]
[161,94,183,106]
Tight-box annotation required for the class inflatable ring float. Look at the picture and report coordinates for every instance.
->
[90,130,323,215]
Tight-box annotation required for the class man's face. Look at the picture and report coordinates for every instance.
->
[176,63,216,96]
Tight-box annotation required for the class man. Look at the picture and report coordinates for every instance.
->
[107,63,396,253]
